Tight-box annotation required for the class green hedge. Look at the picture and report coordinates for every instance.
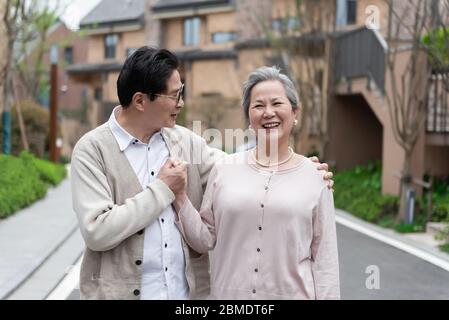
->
[431,177,449,222]
[333,161,399,223]
[32,156,67,186]
[0,151,66,218]
[333,161,449,234]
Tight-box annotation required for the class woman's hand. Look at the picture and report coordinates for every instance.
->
[309,156,334,191]
[168,159,189,212]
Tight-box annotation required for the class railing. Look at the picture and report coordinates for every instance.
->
[427,70,449,133]
[333,27,387,93]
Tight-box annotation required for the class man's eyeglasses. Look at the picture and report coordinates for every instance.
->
[150,83,184,105]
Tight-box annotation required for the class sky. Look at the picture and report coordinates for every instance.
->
[53,0,102,30]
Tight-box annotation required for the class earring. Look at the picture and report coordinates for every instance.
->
[248,124,253,129]
[294,119,298,126]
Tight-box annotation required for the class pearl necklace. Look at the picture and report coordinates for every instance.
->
[252,147,294,167]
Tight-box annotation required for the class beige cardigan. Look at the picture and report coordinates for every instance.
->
[70,122,224,299]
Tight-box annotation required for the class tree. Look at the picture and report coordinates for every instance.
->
[385,0,449,222]
[258,0,335,158]
[14,2,58,103]
[1,0,59,154]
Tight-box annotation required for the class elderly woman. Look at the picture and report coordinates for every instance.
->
[173,66,340,300]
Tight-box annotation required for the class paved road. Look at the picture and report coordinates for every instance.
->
[339,224,449,299]
[66,224,449,300]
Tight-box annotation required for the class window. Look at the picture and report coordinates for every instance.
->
[50,44,58,64]
[104,34,118,59]
[94,88,102,101]
[347,0,357,24]
[126,48,137,57]
[272,17,300,32]
[212,32,236,44]
[336,0,357,26]
[64,47,73,65]
[184,17,200,46]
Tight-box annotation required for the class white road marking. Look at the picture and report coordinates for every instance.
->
[336,215,449,273]
[46,255,82,300]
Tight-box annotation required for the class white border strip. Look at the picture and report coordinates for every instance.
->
[336,216,449,273]
[46,255,82,300]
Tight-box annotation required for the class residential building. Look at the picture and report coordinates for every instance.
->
[67,0,147,127]
[68,0,449,196]
[43,22,90,158]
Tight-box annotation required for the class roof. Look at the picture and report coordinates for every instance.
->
[174,49,237,61]
[80,0,146,27]
[66,62,123,75]
[235,33,327,50]
[152,0,231,12]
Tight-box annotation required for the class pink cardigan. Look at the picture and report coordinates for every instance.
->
[175,152,340,300]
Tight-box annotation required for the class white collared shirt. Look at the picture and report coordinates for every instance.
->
[108,106,189,300]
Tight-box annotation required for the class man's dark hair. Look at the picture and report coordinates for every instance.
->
[117,46,179,107]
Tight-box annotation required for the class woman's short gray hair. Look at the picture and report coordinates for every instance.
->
[242,66,300,119]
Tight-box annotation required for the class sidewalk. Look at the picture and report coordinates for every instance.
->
[0,177,81,299]
[336,209,449,272]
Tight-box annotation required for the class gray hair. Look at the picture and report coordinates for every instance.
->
[242,66,300,119]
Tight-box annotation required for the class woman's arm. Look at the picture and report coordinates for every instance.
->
[173,165,219,253]
[311,186,341,299]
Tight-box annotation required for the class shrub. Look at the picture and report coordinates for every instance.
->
[429,177,449,222]
[440,243,449,254]
[333,161,399,223]
[0,151,66,219]
[334,162,437,233]
[32,156,66,186]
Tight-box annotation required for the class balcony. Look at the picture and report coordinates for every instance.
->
[333,27,449,146]
[426,70,449,145]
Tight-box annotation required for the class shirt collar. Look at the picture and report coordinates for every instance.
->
[108,106,139,151]
[108,106,164,151]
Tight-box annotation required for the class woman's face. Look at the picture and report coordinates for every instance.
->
[248,80,298,147]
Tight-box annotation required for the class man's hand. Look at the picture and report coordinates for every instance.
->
[157,158,187,196]
[309,156,334,191]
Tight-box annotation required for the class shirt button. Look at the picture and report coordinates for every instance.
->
[137,230,143,235]
[135,260,142,265]
[161,218,165,223]
[258,226,262,231]
[252,289,256,294]
[265,186,268,190]
[151,171,154,176]
[257,248,260,252]
[133,289,140,296]
[260,204,264,208]
[164,243,168,248]
[254,268,258,272]
[165,267,168,272]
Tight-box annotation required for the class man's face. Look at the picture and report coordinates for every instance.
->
[144,70,184,129]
